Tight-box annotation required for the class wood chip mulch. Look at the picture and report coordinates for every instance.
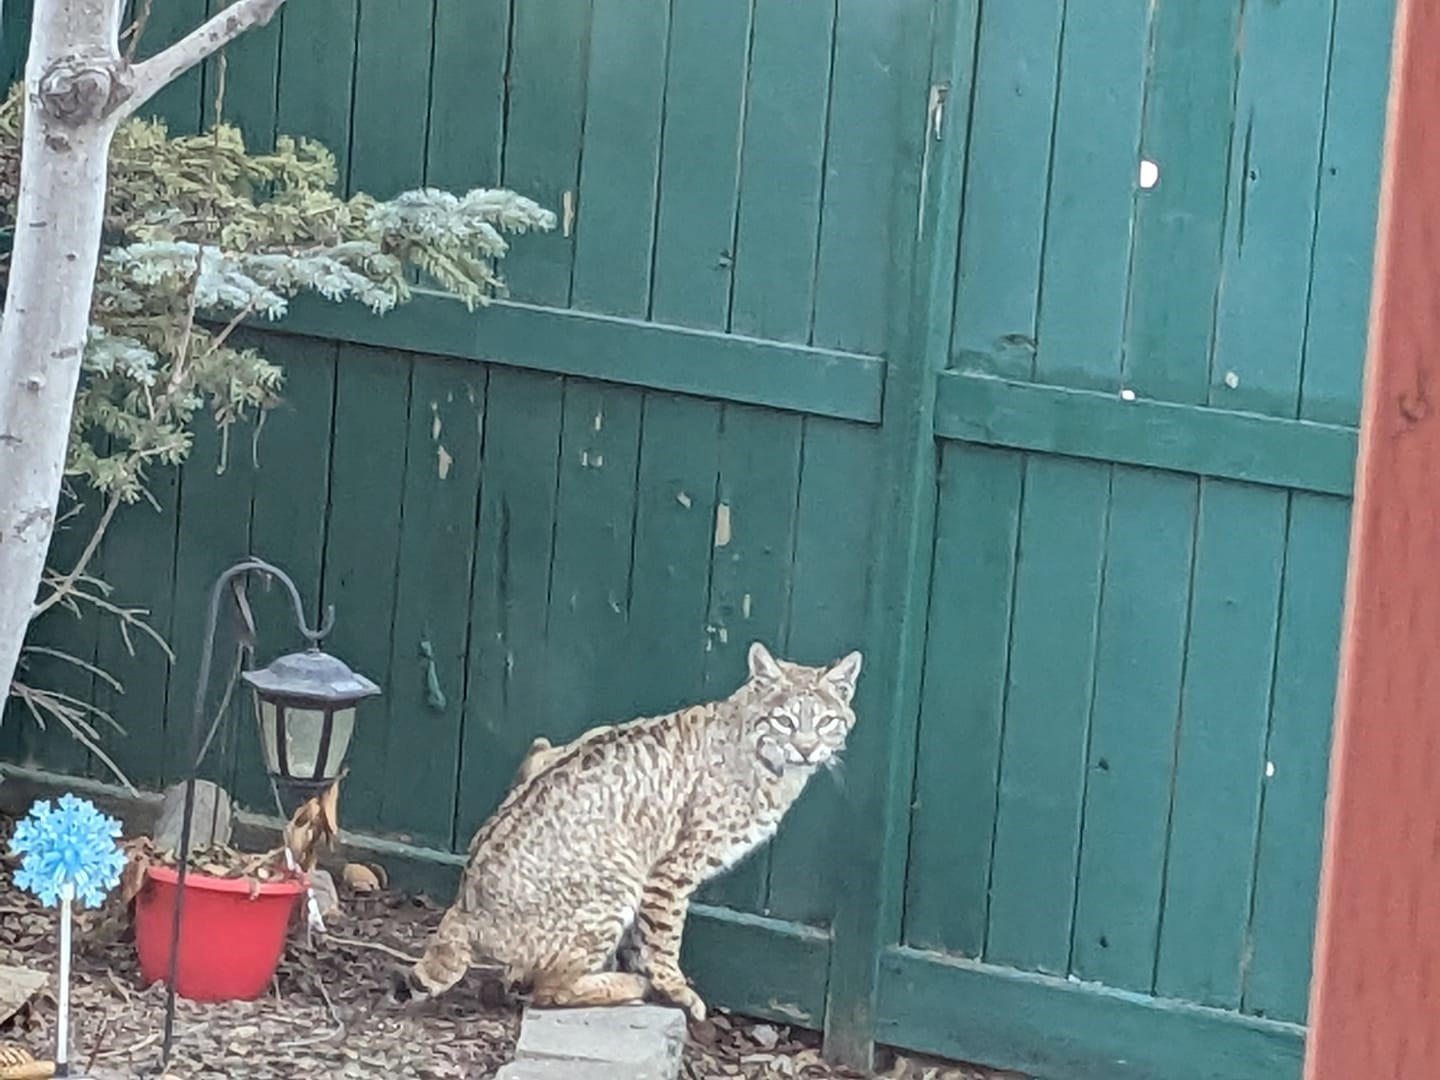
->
[1,811,1012,1079]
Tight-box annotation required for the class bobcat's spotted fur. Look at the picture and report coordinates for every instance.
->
[400,641,862,1021]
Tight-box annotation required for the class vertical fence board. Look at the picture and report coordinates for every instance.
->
[1070,467,1196,990]
[425,0,511,191]
[985,457,1109,974]
[160,415,256,788]
[378,359,485,847]
[274,0,359,178]
[1155,480,1287,1007]
[696,404,802,913]
[318,347,411,833]
[649,0,752,329]
[237,338,337,813]
[345,0,434,199]
[132,0,209,132]
[1033,0,1150,390]
[728,0,834,344]
[810,0,908,356]
[11,494,104,777]
[569,0,669,318]
[903,443,1023,956]
[767,417,878,925]
[1244,494,1350,1022]
[621,394,723,717]
[500,0,592,305]
[948,0,1066,378]
[455,368,566,847]
[1123,1,1243,404]
[1208,0,1337,417]
[544,382,644,738]
[93,476,181,791]
[1299,0,1397,426]
[201,0,282,144]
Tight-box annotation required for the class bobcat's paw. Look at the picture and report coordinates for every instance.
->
[658,982,707,1023]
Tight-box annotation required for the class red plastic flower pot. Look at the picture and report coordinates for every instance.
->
[133,864,306,1002]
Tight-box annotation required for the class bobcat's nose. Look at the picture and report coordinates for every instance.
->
[792,733,821,761]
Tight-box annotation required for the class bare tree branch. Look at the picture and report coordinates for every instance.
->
[117,0,287,121]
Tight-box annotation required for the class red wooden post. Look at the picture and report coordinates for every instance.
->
[1305,1,1440,1076]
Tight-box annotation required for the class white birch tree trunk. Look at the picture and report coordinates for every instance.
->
[0,0,286,711]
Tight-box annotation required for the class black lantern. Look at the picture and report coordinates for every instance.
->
[161,557,380,1072]
[243,647,379,797]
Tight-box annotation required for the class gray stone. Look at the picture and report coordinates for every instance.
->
[154,779,233,853]
[496,1061,668,1080]
[514,1004,686,1077]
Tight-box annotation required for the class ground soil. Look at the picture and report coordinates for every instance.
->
[0,812,1011,1079]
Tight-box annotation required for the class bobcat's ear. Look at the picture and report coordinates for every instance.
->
[748,641,783,683]
[822,650,863,703]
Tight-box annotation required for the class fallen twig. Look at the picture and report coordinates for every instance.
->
[321,933,422,966]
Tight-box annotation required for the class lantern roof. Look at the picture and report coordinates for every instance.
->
[240,647,381,703]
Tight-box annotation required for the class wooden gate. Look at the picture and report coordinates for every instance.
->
[0,2,1399,1076]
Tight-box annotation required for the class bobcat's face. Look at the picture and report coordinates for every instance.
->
[746,642,863,774]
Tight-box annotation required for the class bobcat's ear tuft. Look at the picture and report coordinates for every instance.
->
[822,651,863,703]
[748,641,784,683]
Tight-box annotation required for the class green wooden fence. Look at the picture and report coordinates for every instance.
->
[0,1,1398,1077]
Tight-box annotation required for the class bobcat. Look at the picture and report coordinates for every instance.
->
[397,640,862,1022]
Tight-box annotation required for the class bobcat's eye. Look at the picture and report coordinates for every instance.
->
[770,712,796,731]
[817,715,842,734]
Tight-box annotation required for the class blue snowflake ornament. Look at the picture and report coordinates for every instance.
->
[9,794,126,909]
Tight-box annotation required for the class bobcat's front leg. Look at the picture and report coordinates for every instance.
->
[636,847,707,1022]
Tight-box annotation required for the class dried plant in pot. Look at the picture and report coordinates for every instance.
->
[129,837,309,1003]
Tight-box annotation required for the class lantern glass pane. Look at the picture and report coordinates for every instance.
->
[323,707,356,777]
[282,707,329,779]
[255,697,281,775]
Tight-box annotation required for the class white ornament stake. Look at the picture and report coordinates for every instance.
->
[9,794,126,1079]
[58,882,73,1072]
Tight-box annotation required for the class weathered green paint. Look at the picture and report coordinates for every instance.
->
[499,0,590,305]
[729,0,834,345]
[1155,481,1287,1008]
[453,368,566,846]
[1,0,1402,1075]
[767,417,879,926]
[200,0,281,146]
[273,0,359,180]
[696,405,804,913]
[949,0,1064,379]
[985,457,1109,974]
[346,0,433,201]
[1069,469,1197,992]
[543,381,644,740]
[235,336,336,812]
[159,400,257,790]
[1243,495,1351,1022]
[904,443,1022,958]
[378,359,485,847]
[878,947,1305,1080]
[90,470,181,791]
[937,371,1357,496]
[274,293,885,425]
[1032,0,1150,391]
[1208,0,1337,418]
[648,0,750,332]
[1300,0,1397,425]
[1123,1,1247,403]
[425,0,509,192]
[316,346,411,829]
[569,0,669,318]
